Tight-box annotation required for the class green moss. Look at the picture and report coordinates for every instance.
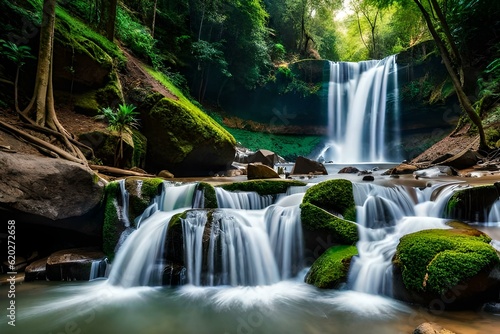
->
[394,228,498,295]
[305,245,358,289]
[131,130,147,169]
[127,177,163,223]
[302,179,356,221]
[54,5,125,65]
[73,91,100,115]
[197,183,218,209]
[149,98,235,164]
[103,181,120,261]
[300,203,358,245]
[220,180,306,196]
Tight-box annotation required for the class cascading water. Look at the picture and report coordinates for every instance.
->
[318,55,400,163]
[215,187,274,209]
[107,183,199,287]
[347,182,454,295]
[488,200,500,223]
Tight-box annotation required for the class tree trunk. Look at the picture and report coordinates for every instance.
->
[151,0,158,39]
[105,0,117,41]
[18,0,88,164]
[413,0,488,150]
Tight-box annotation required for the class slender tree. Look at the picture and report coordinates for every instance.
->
[412,0,488,149]
[15,0,88,164]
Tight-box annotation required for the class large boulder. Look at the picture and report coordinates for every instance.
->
[413,322,456,334]
[300,180,358,261]
[291,156,328,175]
[46,248,106,281]
[247,149,284,167]
[305,245,358,288]
[220,179,306,196]
[393,223,500,308]
[79,129,147,169]
[0,152,104,220]
[445,185,499,222]
[142,98,236,176]
[247,163,280,180]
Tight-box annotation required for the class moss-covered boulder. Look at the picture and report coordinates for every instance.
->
[446,185,499,222]
[300,180,358,259]
[393,225,500,308]
[102,178,163,260]
[142,97,236,176]
[79,129,147,169]
[197,182,218,209]
[220,179,306,196]
[305,245,358,289]
[301,179,356,219]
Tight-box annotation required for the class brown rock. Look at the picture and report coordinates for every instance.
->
[338,166,360,174]
[46,248,106,281]
[291,156,328,175]
[0,152,104,220]
[25,257,48,282]
[158,170,175,178]
[247,163,280,180]
[413,322,455,334]
[383,163,418,175]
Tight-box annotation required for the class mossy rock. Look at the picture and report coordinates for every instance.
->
[301,179,356,220]
[446,185,499,222]
[220,180,306,196]
[102,181,121,261]
[300,203,358,262]
[393,226,500,307]
[197,182,218,209]
[125,177,164,223]
[142,97,236,176]
[305,245,358,289]
[79,129,146,169]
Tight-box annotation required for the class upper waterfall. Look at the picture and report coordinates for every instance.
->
[317,55,400,163]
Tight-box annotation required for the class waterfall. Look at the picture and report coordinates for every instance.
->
[318,55,400,163]
[107,183,199,287]
[215,187,274,209]
[89,258,109,280]
[348,182,452,295]
[488,200,500,223]
[180,203,304,286]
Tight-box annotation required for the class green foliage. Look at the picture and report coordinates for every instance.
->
[305,245,358,289]
[192,40,231,78]
[224,129,321,162]
[394,228,498,295]
[115,6,160,67]
[302,179,356,221]
[0,40,35,67]
[98,103,139,134]
[300,203,359,245]
[272,43,286,62]
[54,4,125,65]
[220,180,306,196]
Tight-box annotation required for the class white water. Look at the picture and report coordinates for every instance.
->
[488,200,500,223]
[215,187,274,209]
[348,182,453,295]
[318,55,399,163]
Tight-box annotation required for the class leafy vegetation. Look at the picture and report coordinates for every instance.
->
[97,103,140,167]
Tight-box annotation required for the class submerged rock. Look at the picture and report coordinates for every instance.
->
[338,166,359,174]
[382,163,418,175]
[305,245,358,288]
[393,225,500,308]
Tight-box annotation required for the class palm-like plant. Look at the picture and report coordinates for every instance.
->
[0,39,36,112]
[97,103,140,167]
